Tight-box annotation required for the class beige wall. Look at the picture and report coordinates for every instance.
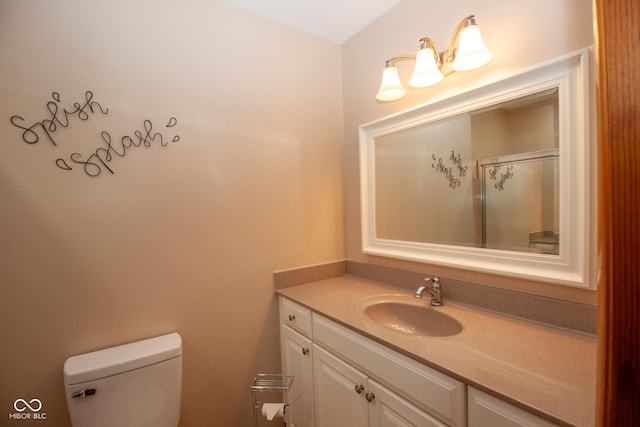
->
[342,0,597,303]
[0,1,344,426]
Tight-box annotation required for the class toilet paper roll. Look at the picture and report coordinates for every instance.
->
[261,403,285,421]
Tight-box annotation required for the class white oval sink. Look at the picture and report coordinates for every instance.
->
[363,301,463,337]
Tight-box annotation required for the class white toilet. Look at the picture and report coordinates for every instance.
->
[63,332,182,427]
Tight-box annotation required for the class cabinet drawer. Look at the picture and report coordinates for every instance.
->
[468,387,558,427]
[313,314,466,427]
[280,297,313,338]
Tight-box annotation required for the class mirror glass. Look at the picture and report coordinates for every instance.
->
[360,49,593,287]
[374,89,559,254]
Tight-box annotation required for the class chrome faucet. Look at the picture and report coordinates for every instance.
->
[415,276,443,306]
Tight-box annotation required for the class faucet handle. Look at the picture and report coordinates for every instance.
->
[425,276,440,289]
[423,277,443,306]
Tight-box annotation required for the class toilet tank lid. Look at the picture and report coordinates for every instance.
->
[64,333,182,385]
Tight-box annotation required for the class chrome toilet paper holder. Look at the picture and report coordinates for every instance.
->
[251,374,293,426]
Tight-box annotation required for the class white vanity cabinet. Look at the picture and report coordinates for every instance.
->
[280,298,315,427]
[279,297,565,427]
[467,387,558,427]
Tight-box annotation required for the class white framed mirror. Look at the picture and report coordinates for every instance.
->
[359,48,594,288]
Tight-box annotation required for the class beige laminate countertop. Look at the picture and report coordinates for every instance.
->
[277,275,596,427]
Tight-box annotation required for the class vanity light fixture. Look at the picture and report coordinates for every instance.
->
[376,15,492,102]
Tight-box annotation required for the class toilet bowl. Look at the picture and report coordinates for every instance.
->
[63,333,182,427]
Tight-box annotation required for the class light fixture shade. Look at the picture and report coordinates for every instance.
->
[409,47,444,88]
[376,65,406,101]
[452,24,492,71]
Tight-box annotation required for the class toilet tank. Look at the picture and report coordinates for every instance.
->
[64,333,182,427]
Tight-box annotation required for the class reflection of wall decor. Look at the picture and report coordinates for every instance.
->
[10,91,181,177]
[449,150,468,178]
[430,150,467,189]
[488,165,514,191]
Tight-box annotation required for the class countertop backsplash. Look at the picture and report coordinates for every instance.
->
[274,260,597,335]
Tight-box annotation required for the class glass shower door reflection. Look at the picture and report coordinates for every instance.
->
[481,151,559,254]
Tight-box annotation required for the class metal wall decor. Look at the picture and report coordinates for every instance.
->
[430,150,467,189]
[9,91,182,177]
[488,165,514,191]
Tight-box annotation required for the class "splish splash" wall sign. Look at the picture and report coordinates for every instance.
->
[10,91,181,177]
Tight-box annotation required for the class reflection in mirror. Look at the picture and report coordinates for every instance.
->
[374,90,559,254]
[481,149,558,254]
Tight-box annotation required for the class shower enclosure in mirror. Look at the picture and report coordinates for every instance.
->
[360,48,594,288]
[480,148,559,254]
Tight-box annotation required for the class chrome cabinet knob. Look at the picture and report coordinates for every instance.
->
[301,347,309,356]
[354,384,364,394]
[288,314,296,322]
[365,392,375,403]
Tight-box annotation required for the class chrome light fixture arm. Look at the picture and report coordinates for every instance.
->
[383,54,416,68]
[444,15,476,64]
[418,37,442,67]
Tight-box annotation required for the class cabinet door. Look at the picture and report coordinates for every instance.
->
[281,325,314,427]
[468,387,558,427]
[313,344,368,427]
[368,379,448,427]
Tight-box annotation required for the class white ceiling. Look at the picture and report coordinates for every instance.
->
[225,0,402,44]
